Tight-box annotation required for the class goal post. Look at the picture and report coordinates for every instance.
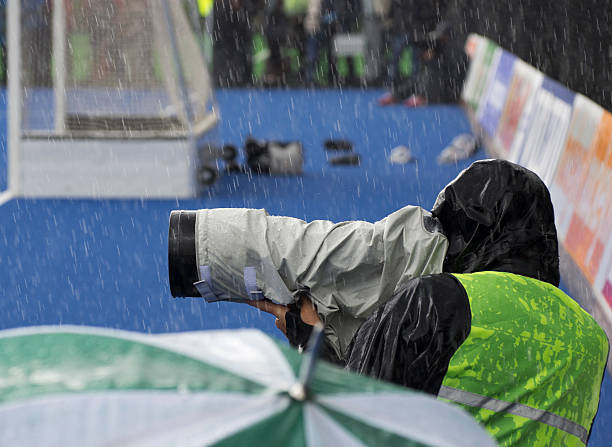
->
[7,0,219,199]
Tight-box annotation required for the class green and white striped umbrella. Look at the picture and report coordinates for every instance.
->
[0,326,495,446]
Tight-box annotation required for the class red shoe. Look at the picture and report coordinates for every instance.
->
[403,95,427,107]
[377,92,397,106]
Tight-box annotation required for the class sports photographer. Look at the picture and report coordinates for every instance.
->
[246,160,609,446]
[169,160,608,446]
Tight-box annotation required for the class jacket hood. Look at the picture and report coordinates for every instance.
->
[431,159,560,286]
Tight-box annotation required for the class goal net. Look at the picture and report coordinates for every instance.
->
[8,0,218,198]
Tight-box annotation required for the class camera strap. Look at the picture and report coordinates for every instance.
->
[244,266,265,300]
[193,265,218,302]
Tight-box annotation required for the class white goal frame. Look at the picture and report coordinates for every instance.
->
[5,0,219,199]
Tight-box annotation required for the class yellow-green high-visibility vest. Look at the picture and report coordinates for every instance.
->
[197,0,213,17]
[440,272,609,446]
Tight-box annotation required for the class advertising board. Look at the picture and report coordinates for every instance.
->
[550,95,603,239]
[461,36,498,111]
[476,50,516,138]
[495,60,543,155]
[510,78,574,185]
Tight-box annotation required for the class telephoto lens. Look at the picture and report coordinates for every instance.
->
[168,208,296,304]
[168,210,200,297]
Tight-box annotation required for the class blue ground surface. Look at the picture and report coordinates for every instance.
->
[0,88,610,444]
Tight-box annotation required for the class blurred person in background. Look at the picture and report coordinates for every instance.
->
[378,0,467,106]
[261,0,306,86]
[212,0,256,87]
[303,0,361,87]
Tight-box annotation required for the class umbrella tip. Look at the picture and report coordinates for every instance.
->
[288,383,307,401]
[289,323,325,401]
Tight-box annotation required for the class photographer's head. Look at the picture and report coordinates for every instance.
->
[432,159,560,286]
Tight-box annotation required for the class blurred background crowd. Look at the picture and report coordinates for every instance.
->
[0,0,610,110]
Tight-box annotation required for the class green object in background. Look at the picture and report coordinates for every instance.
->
[336,57,349,78]
[353,55,365,78]
[281,47,301,74]
[252,34,303,84]
[44,30,407,89]
[59,32,182,84]
[315,51,329,85]
[252,34,268,81]
[69,33,92,82]
[336,55,365,81]
[152,48,164,83]
[399,47,413,78]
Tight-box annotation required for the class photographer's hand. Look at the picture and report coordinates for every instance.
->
[296,297,321,326]
[250,298,343,364]
[248,300,290,334]
[248,296,321,337]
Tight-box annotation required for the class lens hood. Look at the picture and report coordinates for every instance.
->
[168,210,200,297]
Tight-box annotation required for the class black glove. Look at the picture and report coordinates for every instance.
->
[285,302,314,349]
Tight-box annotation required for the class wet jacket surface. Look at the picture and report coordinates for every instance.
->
[195,205,448,359]
[344,159,564,375]
[346,272,471,395]
[431,159,560,287]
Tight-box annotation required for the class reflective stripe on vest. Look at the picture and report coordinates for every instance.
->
[443,271,608,446]
[438,385,588,444]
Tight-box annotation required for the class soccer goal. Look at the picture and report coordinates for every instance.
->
[6,0,219,199]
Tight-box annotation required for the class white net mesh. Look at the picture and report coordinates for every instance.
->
[20,0,213,137]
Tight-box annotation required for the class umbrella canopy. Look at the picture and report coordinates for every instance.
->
[0,326,495,446]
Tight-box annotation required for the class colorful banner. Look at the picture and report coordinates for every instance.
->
[495,60,543,155]
[461,35,498,111]
[476,50,516,137]
[550,95,603,239]
[569,112,612,279]
[510,78,574,185]
[585,114,612,306]
[550,98,612,313]
[463,34,612,328]
[461,34,485,106]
